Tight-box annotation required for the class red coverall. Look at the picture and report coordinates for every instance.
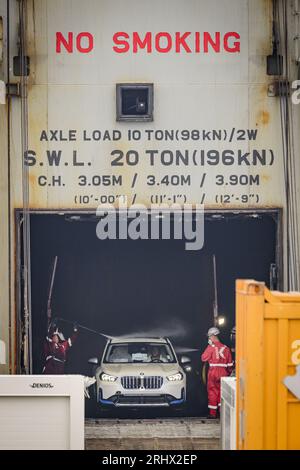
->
[201,341,233,417]
[42,332,77,374]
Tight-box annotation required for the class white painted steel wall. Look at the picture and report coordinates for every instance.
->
[22,0,284,208]
[1,0,300,373]
[0,375,85,449]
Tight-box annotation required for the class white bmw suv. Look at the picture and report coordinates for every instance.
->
[88,337,190,408]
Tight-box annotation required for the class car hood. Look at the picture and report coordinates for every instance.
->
[98,363,182,376]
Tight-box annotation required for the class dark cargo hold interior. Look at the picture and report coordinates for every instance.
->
[17,210,280,417]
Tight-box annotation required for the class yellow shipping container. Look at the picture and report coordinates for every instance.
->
[236,280,300,450]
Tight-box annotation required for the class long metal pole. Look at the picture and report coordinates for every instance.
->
[213,254,218,326]
[47,256,58,328]
[55,317,114,339]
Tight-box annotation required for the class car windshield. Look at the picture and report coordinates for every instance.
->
[104,342,176,364]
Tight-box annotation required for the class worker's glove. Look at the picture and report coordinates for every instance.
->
[73,322,78,333]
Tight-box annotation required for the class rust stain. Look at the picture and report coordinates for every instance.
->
[259,84,269,96]
[252,0,272,55]
[256,110,270,126]
[28,173,35,184]
[260,174,270,182]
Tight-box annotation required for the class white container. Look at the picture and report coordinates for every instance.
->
[221,376,236,450]
[0,375,84,450]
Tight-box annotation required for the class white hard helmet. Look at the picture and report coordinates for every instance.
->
[52,329,65,341]
[207,327,220,338]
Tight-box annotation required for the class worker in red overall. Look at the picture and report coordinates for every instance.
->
[42,321,78,374]
[201,327,233,418]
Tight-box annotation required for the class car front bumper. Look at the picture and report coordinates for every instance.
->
[97,374,186,407]
[98,387,186,407]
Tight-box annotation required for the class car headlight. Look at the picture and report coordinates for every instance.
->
[100,373,117,382]
[167,372,183,382]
